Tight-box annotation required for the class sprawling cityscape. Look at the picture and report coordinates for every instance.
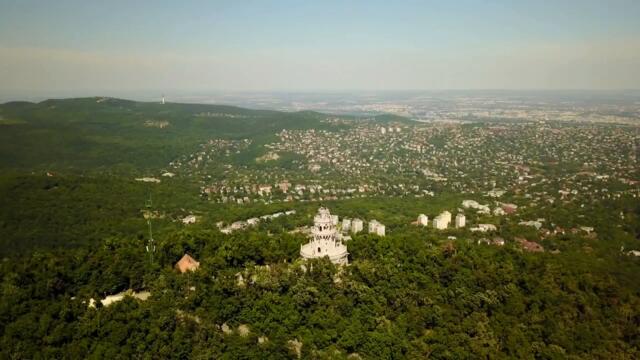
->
[2,0,640,358]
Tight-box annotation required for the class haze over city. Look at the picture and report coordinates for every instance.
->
[1,0,640,101]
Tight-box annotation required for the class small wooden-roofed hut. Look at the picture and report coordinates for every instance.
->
[175,254,200,273]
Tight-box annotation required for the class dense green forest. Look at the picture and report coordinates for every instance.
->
[2,215,640,358]
[0,98,639,358]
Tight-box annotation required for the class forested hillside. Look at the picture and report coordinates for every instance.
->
[0,97,350,171]
[0,98,639,358]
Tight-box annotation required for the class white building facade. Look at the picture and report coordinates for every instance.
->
[433,211,452,230]
[368,220,386,236]
[351,219,364,233]
[342,218,351,232]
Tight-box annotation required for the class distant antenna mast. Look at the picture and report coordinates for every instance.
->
[145,193,156,262]
[161,94,165,105]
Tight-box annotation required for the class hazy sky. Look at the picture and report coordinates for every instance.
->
[1,0,639,95]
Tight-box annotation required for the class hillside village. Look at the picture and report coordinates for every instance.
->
[156,119,639,257]
[164,120,638,208]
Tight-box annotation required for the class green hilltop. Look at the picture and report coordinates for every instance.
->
[0,97,402,172]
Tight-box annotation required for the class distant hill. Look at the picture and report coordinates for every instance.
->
[0,97,408,172]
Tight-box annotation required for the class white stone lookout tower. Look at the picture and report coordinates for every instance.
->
[300,207,349,265]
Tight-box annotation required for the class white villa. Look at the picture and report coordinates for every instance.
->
[182,215,198,224]
[300,207,349,265]
[470,224,497,232]
[462,200,491,214]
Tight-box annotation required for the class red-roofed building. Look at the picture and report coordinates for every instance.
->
[515,237,544,253]
[175,254,200,273]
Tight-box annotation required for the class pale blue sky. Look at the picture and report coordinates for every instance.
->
[1,0,639,94]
